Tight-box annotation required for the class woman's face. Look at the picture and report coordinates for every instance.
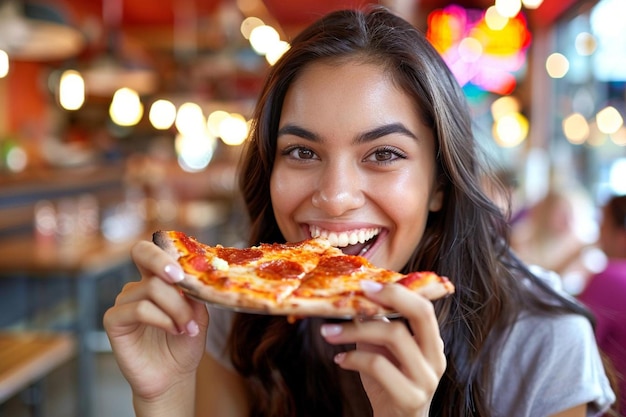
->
[270,60,443,271]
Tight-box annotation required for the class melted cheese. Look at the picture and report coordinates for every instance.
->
[211,257,229,271]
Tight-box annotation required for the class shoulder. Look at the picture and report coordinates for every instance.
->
[495,312,595,385]
[491,311,615,417]
[510,269,611,383]
[506,312,594,357]
[499,311,594,361]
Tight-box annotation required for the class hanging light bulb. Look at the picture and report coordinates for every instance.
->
[249,24,279,55]
[59,69,85,111]
[109,87,143,127]
[175,102,205,137]
[218,113,249,146]
[149,99,176,130]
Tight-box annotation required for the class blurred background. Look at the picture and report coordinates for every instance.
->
[0,0,624,416]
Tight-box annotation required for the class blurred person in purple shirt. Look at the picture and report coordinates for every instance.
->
[579,194,626,416]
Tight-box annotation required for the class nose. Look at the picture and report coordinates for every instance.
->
[311,163,365,216]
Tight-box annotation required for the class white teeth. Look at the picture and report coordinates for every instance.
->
[309,225,380,248]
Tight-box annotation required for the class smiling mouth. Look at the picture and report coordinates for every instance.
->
[308,225,380,256]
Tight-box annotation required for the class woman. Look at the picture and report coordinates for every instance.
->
[103,7,615,417]
[579,194,626,416]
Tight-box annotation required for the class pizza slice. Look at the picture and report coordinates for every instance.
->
[153,230,454,318]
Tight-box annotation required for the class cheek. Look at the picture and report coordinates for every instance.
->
[270,173,286,214]
[270,168,305,223]
[375,172,436,266]
[377,172,434,218]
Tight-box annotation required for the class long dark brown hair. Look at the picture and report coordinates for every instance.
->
[229,6,593,416]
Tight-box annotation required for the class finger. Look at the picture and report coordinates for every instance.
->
[361,281,446,374]
[131,240,185,284]
[104,299,182,336]
[114,277,200,336]
[334,348,431,409]
[322,320,430,382]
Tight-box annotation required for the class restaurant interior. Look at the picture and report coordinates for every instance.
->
[0,0,624,416]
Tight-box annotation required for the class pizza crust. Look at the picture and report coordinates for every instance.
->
[414,278,455,300]
[153,231,182,260]
[280,295,394,318]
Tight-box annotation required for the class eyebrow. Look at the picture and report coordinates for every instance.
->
[356,123,417,144]
[277,122,418,144]
[277,124,318,141]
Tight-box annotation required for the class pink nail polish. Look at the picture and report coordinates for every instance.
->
[360,280,383,293]
[321,324,343,337]
[186,320,199,337]
[164,264,185,283]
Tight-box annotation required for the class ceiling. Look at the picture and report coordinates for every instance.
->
[69,0,575,35]
[14,0,577,108]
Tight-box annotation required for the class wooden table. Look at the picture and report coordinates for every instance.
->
[0,332,76,408]
[0,234,138,417]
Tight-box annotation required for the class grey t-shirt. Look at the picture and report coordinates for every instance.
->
[490,311,614,416]
[488,267,615,416]
[205,280,615,415]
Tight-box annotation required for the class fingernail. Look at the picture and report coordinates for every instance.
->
[334,352,346,364]
[320,324,343,337]
[361,280,383,293]
[186,320,199,337]
[164,264,185,283]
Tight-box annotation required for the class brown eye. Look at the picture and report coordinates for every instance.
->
[281,145,319,161]
[365,146,406,165]
[296,148,315,159]
[374,150,394,161]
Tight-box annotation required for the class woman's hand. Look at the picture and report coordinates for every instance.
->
[103,240,209,404]
[320,281,446,417]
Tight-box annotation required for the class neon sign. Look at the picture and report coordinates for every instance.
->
[427,5,531,95]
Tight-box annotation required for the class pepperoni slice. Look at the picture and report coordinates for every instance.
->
[183,254,215,272]
[216,247,263,264]
[313,255,366,276]
[257,259,305,280]
[177,233,206,255]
